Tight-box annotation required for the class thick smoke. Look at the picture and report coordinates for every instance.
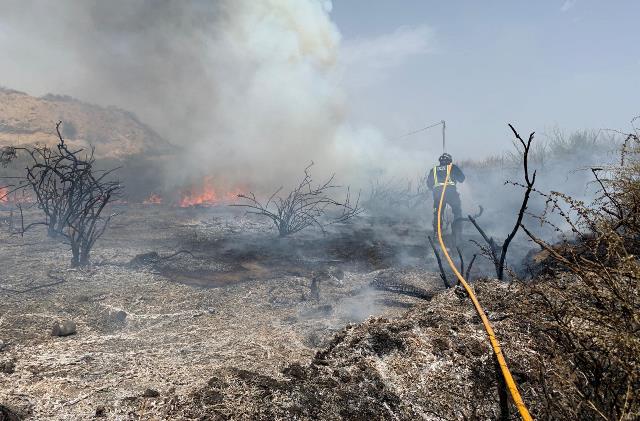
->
[0,0,420,193]
[0,0,614,223]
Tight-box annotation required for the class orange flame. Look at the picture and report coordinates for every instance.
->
[143,193,163,205]
[0,188,34,205]
[179,178,242,207]
[180,182,218,207]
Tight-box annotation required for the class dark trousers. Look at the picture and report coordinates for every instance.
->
[432,186,462,238]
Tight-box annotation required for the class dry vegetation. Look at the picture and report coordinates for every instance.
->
[233,163,361,237]
[0,122,638,420]
[167,126,640,419]
[516,129,640,419]
[2,122,123,267]
[173,127,639,420]
[0,205,443,420]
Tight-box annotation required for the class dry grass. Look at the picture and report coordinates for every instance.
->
[0,207,438,420]
[1,125,638,420]
[165,128,640,420]
[516,130,640,420]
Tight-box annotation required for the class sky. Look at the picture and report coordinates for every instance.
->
[0,0,638,167]
[331,0,640,158]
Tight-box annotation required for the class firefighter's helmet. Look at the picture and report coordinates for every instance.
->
[439,153,452,165]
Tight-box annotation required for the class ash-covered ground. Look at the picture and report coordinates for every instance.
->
[0,205,447,420]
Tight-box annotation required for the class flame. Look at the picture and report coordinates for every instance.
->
[0,188,33,205]
[143,193,163,205]
[179,178,242,207]
[180,181,218,207]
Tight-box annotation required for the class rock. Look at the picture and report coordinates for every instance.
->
[51,320,77,337]
[0,359,15,374]
[141,388,159,398]
[0,403,21,421]
[110,310,127,323]
[0,340,6,352]
[94,406,106,418]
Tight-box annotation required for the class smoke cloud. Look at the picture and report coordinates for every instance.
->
[0,0,428,194]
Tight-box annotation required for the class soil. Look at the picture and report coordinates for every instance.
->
[0,205,444,420]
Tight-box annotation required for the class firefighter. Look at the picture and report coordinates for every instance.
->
[427,153,465,243]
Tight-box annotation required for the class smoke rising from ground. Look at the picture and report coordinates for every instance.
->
[0,0,427,193]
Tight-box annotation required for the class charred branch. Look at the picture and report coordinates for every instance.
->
[428,235,450,288]
[468,124,536,280]
[453,205,484,227]
[456,246,464,275]
[3,121,123,266]
[370,278,434,300]
[465,253,478,280]
[518,128,640,418]
[233,162,361,237]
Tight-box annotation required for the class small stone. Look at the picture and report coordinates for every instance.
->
[142,388,159,398]
[0,340,6,352]
[94,406,106,417]
[111,310,127,322]
[1,359,15,374]
[52,320,77,337]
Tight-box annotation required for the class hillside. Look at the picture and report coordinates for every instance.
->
[0,87,172,159]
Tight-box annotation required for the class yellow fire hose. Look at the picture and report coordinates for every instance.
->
[436,165,533,421]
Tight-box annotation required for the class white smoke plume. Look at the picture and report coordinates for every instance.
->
[0,0,422,194]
